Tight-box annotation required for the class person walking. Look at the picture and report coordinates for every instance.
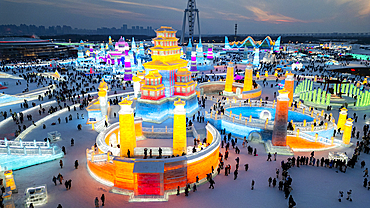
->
[68,180,72,189]
[75,160,79,169]
[288,195,296,208]
[57,173,63,184]
[346,190,352,201]
[209,178,215,189]
[272,178,277,188]
[268,177,272,187]
[338,191,343,202]
[52,176,57,186]
[94,197,99,207]
[267,153,272,161]
[101,194,105,206]
[184,185,189,196]
[363,178,368,188]
[364,168,369,177]
[234,169,238,180]
[59,160,63,169]
[251,180,255,190]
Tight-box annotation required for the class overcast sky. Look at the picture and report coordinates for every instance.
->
[0,0,369,34]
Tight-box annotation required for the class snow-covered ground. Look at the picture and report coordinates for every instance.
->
[1,59,370,208]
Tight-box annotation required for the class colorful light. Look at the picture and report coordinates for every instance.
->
[272,89,290,146]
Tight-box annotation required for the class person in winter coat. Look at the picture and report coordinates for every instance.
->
[272,178,277,188]
[52,176,57,186]
[184,185,189,196]
[288,195,296,208]
[338,191,343,202]
[364,178,368,188]
[268,177,272,187]
[75,160,79,169]
[59,160,63,169]
[346,190,352,201]
[57,173,63,185]
[101,194,105,206]
[95,197,99,208]
[251,180,255,190]
[209,179,215,189]
[364,168,369,177]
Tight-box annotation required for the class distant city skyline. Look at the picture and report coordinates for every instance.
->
[0,24,157,36]
[0,0,369,34]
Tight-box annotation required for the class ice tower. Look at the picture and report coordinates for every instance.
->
[274,36,281,52]
[173,99,187,156]
[119,98,136,157]
[271,89,290,146]
[143,26,188,97]
[224,36,231,49]
[136,26,198,123]
[207,44,214,60]
[196,38,204,64]
[252,48,260,67]
[190,51,197,72]
[186,39,192,60]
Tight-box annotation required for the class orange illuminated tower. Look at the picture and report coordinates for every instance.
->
[243,64,253,92]
[285,73,295,106]
[224,62,234,94]
[337,107,348,130]
[342,118,353,145]
[272,89,290,146]
[173,99,187,156]
[119,98,136,157]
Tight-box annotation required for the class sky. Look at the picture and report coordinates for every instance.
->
[0,0,369,34]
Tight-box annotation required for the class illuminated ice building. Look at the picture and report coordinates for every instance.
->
[224,36,281,50]
[86,79,110,124]
[86,98,220,201]
[135,26,199,123]
[196,38,204,64]
[186,39,192,60]
[96,36,133,80]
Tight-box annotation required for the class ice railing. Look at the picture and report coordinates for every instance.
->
[0,138,63,156]
[142,126,194,133]
[96,122,198,157]
[196,81,261,95]
[96,123,120,156]
[206,99,335,132]
[86,148,110,163]
[89,123,220,164]
[287,131,342,146]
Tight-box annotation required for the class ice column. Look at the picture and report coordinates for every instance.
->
[272,89,290,146]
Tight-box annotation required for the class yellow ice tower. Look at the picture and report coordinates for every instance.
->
[342,118,353,145]
[119,98,136,157]
[243,65,253,92]
[98,79,108,118]
[337,107,348,130]
[173,99,187,156]
[224,62,234,93]
[285,72,295,106]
